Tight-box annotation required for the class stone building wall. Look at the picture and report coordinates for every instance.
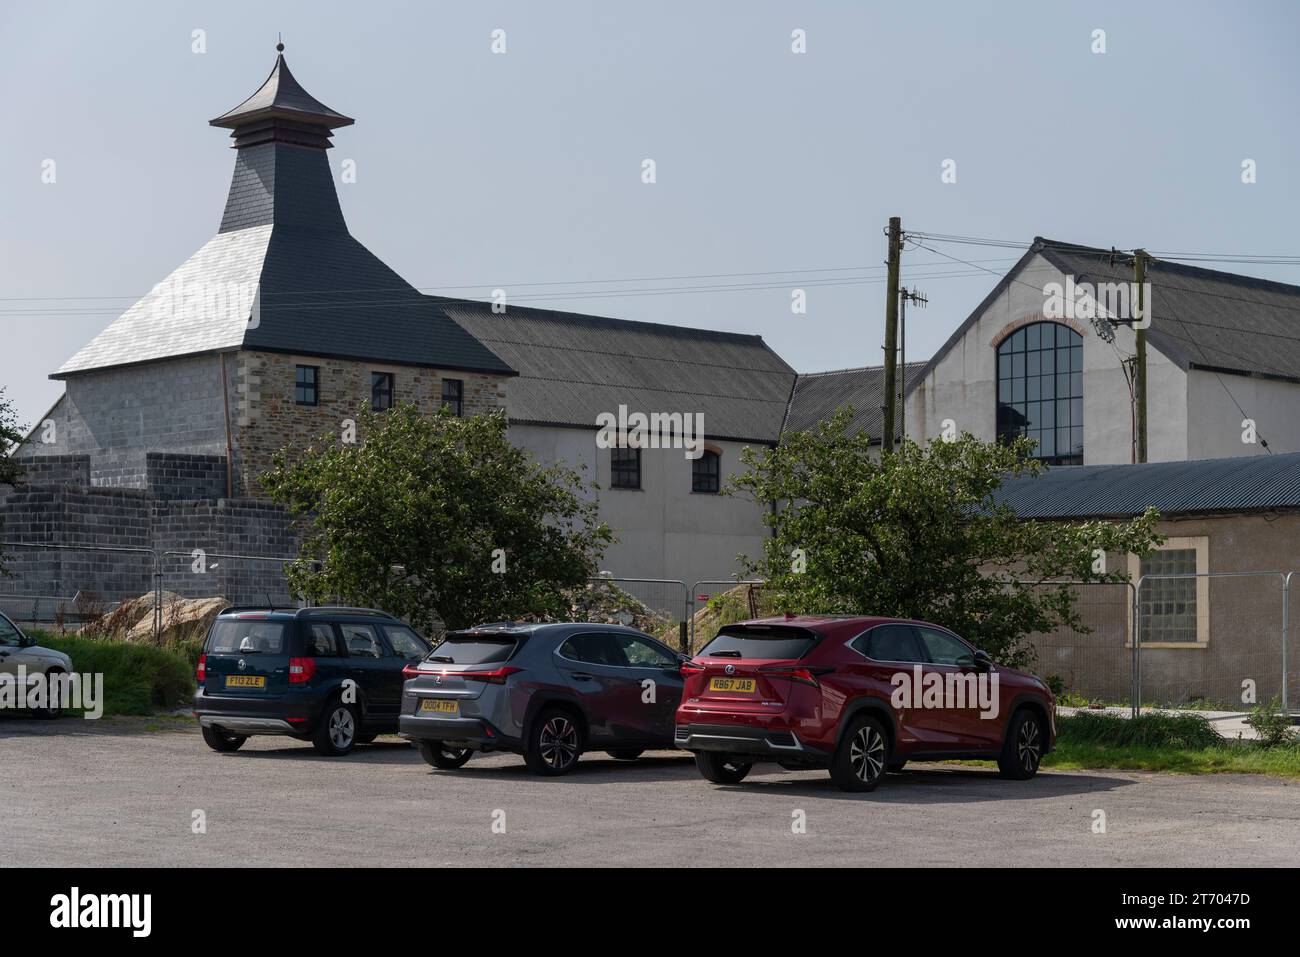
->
[233,350,509,497]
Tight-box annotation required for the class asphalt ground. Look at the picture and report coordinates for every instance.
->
[4,715,1296,867]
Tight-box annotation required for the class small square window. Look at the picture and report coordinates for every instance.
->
[295,365,319,406]
[611,447,641,489]
[441,378,463,417]
[371,372,394,411]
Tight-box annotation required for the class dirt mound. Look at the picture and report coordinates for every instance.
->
[81,591,230,644]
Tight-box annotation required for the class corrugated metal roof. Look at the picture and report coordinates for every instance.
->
[444,301,796,443]
[783,363,927,441]
[994,452,1300,519]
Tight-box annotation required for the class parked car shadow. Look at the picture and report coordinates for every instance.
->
[708,763,1137,804]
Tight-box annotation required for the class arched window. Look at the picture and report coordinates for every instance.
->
[996,322,1083,465]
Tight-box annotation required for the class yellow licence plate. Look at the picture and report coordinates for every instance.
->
[225,675,265,689]
[709,677,756,694]
[419,698,459,715]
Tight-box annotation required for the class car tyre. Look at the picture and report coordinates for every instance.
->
[694,751,753,784]
[524,708,582,776]
[998,708,1044,780]
[31,669,64,719]
[418,740,474,769]
[606,749,644,761]
[201,724,247,752]
[312,699,359,756]
[830,714,889,792]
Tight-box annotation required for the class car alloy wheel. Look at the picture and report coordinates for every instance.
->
[830,713,889,792]
[539,715,578,771]
[850,723,886,784]
[1017,716,1041,773]
[329,706,355,749]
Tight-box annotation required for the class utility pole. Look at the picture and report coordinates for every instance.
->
[898,286,927,444]
[881,216,903,451]
[1134,249,1149,463]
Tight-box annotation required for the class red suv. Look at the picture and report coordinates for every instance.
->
[675,616,1055,792]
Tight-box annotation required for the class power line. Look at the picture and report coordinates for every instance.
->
[0,256,1022,305]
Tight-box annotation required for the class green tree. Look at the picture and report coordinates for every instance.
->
[0,387,24,487]
[261,405,612,633]
[731,409,1161,666]
[0,387,26,576]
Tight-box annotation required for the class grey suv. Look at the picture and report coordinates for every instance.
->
[400,622,686,775]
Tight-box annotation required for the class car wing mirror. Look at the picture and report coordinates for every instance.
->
[19,634,36,648]
[972,649,992,671]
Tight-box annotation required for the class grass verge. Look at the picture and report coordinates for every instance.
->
[30,631,195,717]
[1042,712,1300,778]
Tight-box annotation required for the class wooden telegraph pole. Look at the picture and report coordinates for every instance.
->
[1134,249,1149,463]
[881,217,903,451]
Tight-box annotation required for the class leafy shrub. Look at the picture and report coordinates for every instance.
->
[1245,698,1296,747]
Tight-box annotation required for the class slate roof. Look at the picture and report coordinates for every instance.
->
[993,452,1300,519]
[210,52,353,129]
[55,52,512,379]
[783,362,927,441]
[908,237,1300,393]
[443,300,797,443]
[55,227,273,373]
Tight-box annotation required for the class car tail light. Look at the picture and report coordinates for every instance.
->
[195,654,206,683]
[757,664,834,688]
[680,661,706,678]
[402,664,522,683]
[288,657,316,684]
[459,666,523,685]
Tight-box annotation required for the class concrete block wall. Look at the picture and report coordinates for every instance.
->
[13,454,91,487]
[146,453,229,501]
[0,481,303,611]
[15,354,237,489]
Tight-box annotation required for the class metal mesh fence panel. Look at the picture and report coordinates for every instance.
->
[1137,572,1284,711]
[1017,581,1133,707]
[0,542,152,630]
[580,577,688,650]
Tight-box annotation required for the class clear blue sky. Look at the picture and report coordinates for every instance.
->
[3,0,1297,429]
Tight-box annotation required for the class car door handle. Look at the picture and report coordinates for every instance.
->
[570,672,594,681]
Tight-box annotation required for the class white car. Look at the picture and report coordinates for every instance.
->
[0,611,72,718]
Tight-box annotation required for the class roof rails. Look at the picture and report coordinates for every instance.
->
[217,605,399,620]
[296,607,399,620]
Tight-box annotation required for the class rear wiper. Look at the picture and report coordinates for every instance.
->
[708,650,742,657]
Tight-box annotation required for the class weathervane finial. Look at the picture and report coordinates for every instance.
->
[276,33,284,53]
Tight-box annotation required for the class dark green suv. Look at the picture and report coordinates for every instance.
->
[193,607,431,756]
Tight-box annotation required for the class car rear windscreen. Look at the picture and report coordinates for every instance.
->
[700,625,817,660]
[208,620,287,655]
[427,633,521,665]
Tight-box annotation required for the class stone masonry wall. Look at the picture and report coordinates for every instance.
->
[234,349,508,498]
